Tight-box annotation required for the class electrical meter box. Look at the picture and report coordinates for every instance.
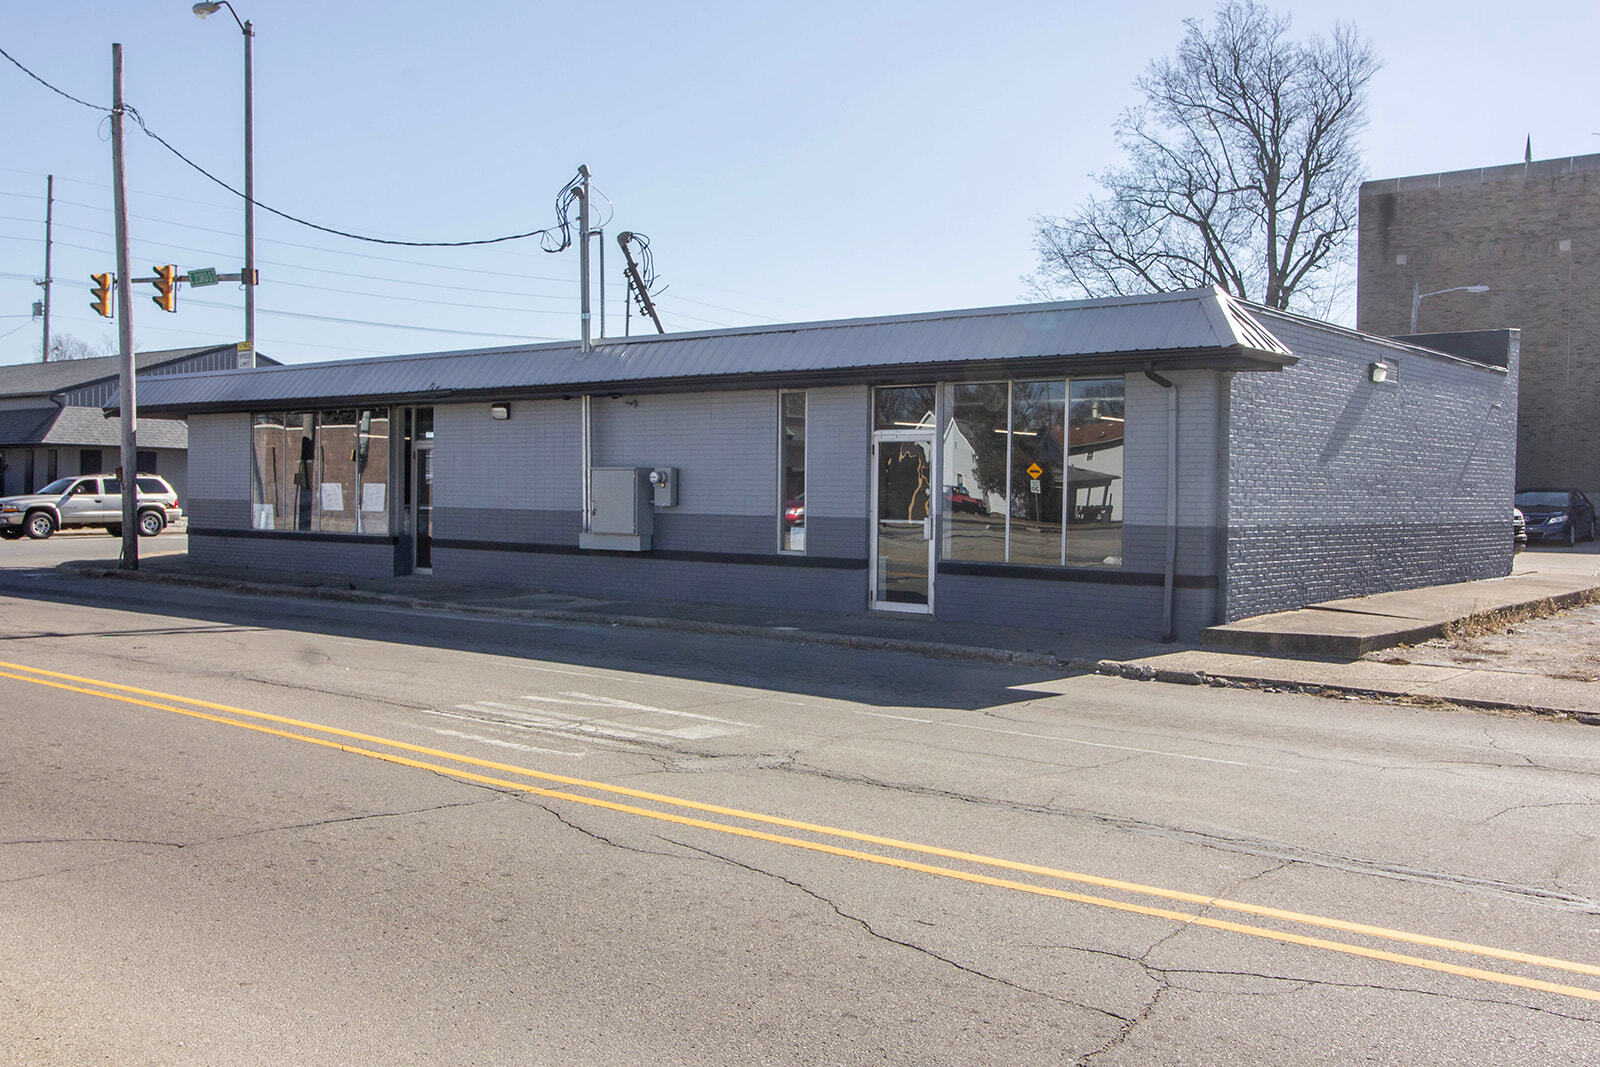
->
[580,467,654,551]
[648,467,678,508]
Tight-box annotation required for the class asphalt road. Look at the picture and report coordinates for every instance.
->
[1,554,1598,1063]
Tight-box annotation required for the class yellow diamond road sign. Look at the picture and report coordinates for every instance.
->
[1026,462,1043,479]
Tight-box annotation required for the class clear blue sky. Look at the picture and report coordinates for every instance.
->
[1,1,1596,366]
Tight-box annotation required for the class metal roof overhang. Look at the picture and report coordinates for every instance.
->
[118,345,1288,417]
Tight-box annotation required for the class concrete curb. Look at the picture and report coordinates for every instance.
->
[59,562,1600,723]
[59,563,1092,672]
[1091,658,1600,724]
[1201,586,1600,658]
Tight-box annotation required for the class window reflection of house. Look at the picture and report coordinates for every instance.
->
[1067,409,1124,525]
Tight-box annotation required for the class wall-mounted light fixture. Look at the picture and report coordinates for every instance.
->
[1369,362,1390,384]
[489,402,510,420]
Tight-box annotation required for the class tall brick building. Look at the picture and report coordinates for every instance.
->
[1358,153,1600,492]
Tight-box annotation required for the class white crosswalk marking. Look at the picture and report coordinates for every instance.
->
[430,690,760,749]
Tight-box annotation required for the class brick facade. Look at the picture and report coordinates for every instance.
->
[1224,311,1518,621]
[1358,154,1600,492]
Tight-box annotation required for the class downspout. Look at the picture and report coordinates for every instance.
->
[1144,365,1178,643]
[581,394,592,532]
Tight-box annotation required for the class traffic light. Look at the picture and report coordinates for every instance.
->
[90,273,113,318]
[151,264,177,313]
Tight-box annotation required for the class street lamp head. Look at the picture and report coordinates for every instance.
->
[1465,285,1491,294]
[192,2,223,16]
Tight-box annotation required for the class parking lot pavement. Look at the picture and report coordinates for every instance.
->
[0,528,188,570]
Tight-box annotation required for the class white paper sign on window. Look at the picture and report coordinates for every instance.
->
[320,483,345,512]
[361,483,386,513]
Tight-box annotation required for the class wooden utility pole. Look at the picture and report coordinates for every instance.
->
[111,44,137,570]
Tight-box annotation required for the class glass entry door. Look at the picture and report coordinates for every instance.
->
[872,437,934,612]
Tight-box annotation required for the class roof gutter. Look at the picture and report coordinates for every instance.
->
[113,348,1289,418]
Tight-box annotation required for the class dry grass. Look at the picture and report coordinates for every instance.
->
[1442,590,1600,646]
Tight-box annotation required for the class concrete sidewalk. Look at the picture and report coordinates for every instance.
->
[56,544,1600,722]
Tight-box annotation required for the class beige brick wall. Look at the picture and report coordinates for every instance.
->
[1357,155,1600,491]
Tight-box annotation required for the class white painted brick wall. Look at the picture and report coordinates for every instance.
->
[186,412,250,502]
[591,391,777,516]
[434,399,579,511]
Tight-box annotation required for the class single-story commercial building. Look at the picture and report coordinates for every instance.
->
[122,288,1518,639]
[0,344,278,503]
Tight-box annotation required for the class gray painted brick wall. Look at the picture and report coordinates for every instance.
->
[804,386,871,559]
[189,532,396,579]
[185,413,251,527]
[1224,311,1517,620]
[434,399,579,515]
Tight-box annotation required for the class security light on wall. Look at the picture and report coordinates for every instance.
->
[489,403,510,420]
[1369,362,1390,384]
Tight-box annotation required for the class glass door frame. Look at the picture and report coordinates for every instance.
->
[869,427,938,615]
[411,441,433,573]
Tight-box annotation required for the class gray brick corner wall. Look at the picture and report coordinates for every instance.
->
[1223,313,1518,621]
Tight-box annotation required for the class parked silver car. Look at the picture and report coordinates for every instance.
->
[0,474,183,540]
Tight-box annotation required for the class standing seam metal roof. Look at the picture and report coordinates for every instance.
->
[122,288,1295,414]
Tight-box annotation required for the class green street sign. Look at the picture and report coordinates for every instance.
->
[187,267,219,287]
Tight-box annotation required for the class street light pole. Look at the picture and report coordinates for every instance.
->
[1410,282,1491,334]
[193,2,255,367]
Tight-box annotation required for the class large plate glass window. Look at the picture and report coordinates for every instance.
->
[941,383,1008,562]
[1067,378,1124,566]
[939,378,1123,568]
[1007,380,1066,565]
[779,391,806,552]
[250,408,391,535]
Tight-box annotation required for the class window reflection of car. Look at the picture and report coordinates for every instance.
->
[943,486,987,515]
[783,493,804,528]
[1513,488,1596,547]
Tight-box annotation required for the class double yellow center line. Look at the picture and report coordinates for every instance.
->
[5,657,1598,1006]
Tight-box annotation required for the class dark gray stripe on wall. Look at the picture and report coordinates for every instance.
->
[430,537,865,570]
[189,526,398,546]
[939,561,1218,589]
[434,507,786,556]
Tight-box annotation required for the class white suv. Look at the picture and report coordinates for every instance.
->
[0,474,183,540]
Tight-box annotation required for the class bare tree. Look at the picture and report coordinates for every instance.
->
[47,333,116,361]
[1029,1,1378,312]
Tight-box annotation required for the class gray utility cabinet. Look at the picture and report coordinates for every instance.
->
[579,466,654,552]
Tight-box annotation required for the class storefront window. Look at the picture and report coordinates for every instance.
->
[1007,380,1066,566]
[1066,379,1124,567]
[779,391,806,552]
[940,377,1123,568]
[941,383,1008,562]
[251,408,391,535]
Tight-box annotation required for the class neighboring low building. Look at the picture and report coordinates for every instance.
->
[0,345,276,504]
[122,289,1517,639]
[1358,152,1600,492]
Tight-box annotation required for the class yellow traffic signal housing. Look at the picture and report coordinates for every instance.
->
[90,272,113,318]
[152,264,177,313]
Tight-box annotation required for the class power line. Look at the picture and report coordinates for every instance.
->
[0,44,106,112]
[183,297,557,340]
[0,44,581,251]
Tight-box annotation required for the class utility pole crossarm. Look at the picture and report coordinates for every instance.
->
[616,232,665,335]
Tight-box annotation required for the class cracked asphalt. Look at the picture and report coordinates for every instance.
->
[1,554,1599,1063]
